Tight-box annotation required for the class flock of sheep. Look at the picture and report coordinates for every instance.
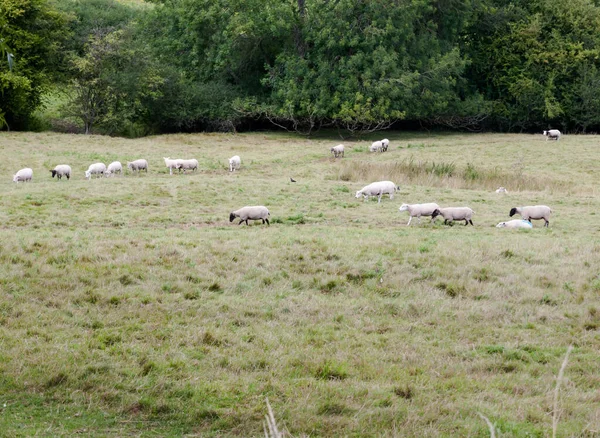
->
[11,132,559,228]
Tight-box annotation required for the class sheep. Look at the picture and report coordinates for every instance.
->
[179,159,198,173]
[369,141,383,153]
[229,206,270,226]
[355,181,398,203]
[399,203,440,225]
[509,205,552,227]
[495,187,508,194]
[543,129,561,141]
[432,207,475,226]
[163,157,182,175]
[381,138,390,152]
[104,161,122,177]
[229,155,241,172]
[330,144,345,158]
[13,168,33,183]
[50,164,71,180]
[127,159,148,173]
[85,163,106,180]
[496,219,533,229]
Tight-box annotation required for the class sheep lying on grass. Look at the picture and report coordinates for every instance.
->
[495,187,508,194]
[432,207,475,226]
[50,165,71,180]
[330,144,344,158]
[127,159,148,173]
[399,203,440,225]
[229,206,270,226]
[105,161,122,177]
[229,155,241,172]
[85,163,106,180]
[543,129,561,141]
[355,181,398,203]
[13,168,33,183]
[496,219,533,229]
[509,205,552,227]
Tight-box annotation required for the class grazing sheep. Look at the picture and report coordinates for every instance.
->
[509,205,552,227]
[163,157,182,175]
[229,206,270,226]
[496,219,533,229]
[50,164,71,180]
[229,155,241,172]
[543,129,561,141]
[432,207,475,226]
[381,138,390,152]
[127,159,148,173]
[399,203,440,225]
[105,161,122,177]
[355,181,398,203]
[330,144,345,158]
[495,187,508,194]
[13,168,33,183]
[369,141,383,153]
[85,163,106,180]
[179,159,198,173]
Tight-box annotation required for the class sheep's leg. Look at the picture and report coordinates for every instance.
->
[469,219,474,226]
[407,216,413,226]
[238,219,245,225]
[464,219,468,226]
[265,218,270,226]
[544,219,549,227]
[417,216,421,225]
[377,191,382,203]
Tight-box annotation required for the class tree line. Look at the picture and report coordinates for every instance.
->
[2,0,600,136]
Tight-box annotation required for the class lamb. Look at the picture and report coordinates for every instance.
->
[50,164,71,180]
[229,155,241,172]
[369,141,383,153]
[85,163,106,180]
[330,144,345,158]
[179,158,198,173]
[104,161,122,177]
[229,206,270,226]
[496,219,533,229]
[127,159,148,173]
[355,181,398,203]
[495,187,508,194]
[381,138,390,152]
[163,157,182,175]
[13,168,33,183]
[431,207,475,226]
[509,205,552,227]
[399,203,440,225]
[543,129,561,141]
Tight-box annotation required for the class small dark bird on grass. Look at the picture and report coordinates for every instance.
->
[290,177,296,182]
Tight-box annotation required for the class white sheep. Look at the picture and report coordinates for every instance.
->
[50,164,71,180]
[330,144,345,158]
[381,138,390,152]
[13,168,33,183]
[127,159,148,173]
[229,206,270,226]
[355,181,398,203]
[104,161,122,177]
[229,155,241,172]
[509,205,552,227]
[85,163,107,180]
[496,219,533,229]
[369,141,383,153]
[179,159,198,173]
[163,157,182,175]
[543,129,561,141]
[399,203,440,225]
[495,187,508,194]
[432,207,475,226]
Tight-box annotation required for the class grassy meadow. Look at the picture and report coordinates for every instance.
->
[1,131,600,436]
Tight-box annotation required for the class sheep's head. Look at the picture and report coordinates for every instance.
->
[12,174,18,182]
[543,131,548,136]
[50,170,57,178]
[431,209,441,219]
[496,222,507,228]
[355,191,363,199]
[85,171,91,179]
[229,212,236,222]
[399,204,409,212]
[509,208,518,217]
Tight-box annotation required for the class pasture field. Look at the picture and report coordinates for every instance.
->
[1,131,599,437]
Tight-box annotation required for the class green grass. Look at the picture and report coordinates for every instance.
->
[1,131,600,436]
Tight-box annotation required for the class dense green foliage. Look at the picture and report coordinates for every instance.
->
[4,0,600,134]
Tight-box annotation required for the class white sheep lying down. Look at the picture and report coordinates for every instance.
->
[355,181,398,203]
[127,159,148,173]
[543,129,561,141]
[229,155,241,172]
[85,163,106,180]
[104,161,122,177]
[229,206,270,226]
[509,205,552,227]
[432,207,475,226]
[496,219,533,229]
[399,203,440,225]
[50,164,71,180]
[13,168,33,183]
[330,144,344,158]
